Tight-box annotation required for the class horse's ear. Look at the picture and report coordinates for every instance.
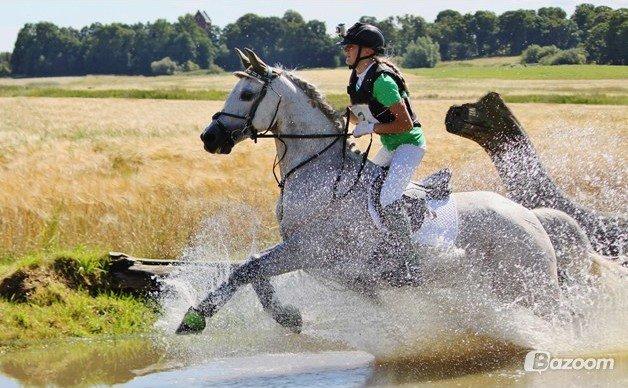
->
[243,48,270,76]
[235,48,251,69]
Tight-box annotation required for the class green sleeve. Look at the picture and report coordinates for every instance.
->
[373,74,402,107]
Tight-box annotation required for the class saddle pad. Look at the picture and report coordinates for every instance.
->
[412,196,459,248]
[367,191,459,248]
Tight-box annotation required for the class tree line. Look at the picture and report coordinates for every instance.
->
[4,4,626,77]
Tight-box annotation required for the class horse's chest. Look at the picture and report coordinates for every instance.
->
[277,187,332,233]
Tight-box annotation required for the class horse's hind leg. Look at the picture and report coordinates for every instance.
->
[252,277,302,333]
[532,208,596,287]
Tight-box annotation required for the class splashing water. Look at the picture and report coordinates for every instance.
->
[156,120,627,374]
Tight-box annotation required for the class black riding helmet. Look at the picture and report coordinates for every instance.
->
[337,22,385,69]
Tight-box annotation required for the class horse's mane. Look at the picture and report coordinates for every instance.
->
[281,70,345,134]
[279,69,367,157]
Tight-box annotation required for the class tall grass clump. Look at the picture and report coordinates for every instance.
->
[539,48,587,65]
[521,45,560,64]
[150,57,179,76]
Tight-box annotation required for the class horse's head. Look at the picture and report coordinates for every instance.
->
[445,92,525,150]
[201,48,283,154]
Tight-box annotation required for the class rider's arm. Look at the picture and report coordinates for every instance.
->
[370,74,413,134]
[373,102,412,134]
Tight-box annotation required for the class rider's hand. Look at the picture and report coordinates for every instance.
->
[353,122,375,138]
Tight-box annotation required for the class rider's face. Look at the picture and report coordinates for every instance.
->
[343,44,358,66]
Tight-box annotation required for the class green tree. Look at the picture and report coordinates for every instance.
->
[537,13,580,48]
[172,14,215,68]
[538,7,567,20]
[219,13,285,69]
[11,22,82,76]
[521,44,560,63]
[431,10,476,60]
[83,23,135,74]
[0,52,10,76]
[585,9,627,64]
[394,14,429,55]
[219,11,338,70]
[150,56,178,75]
[605,9,627,64]
[571,3,597,41]
[402,36,439,68]
[497,10,539,55]
[280,17,338,68]
[468,11,498,56]
[539,48,587,65]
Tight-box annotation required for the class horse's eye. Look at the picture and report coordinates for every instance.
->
[240,90,255,101]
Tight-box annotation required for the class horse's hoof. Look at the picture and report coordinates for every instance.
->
[175,307,206,334]
[272,304,302,334]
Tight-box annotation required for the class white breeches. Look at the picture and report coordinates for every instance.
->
[371,144,426,207]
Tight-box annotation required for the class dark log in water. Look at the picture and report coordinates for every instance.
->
[108,252,236,295]
[445,92,627,257]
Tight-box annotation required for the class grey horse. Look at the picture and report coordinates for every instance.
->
[176,49,566,334]
[445,92,627,257]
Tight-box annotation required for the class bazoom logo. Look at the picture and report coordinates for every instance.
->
[524,351,615,372]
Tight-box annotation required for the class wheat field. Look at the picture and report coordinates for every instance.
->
[1,86,625,260]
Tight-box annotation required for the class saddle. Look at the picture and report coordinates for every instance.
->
[371,168,452,232]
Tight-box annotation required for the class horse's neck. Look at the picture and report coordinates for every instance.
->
[271,87,372,233]
[274,96,343,180]
[486,136,572,210]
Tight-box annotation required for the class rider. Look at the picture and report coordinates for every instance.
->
[338,22,426,272]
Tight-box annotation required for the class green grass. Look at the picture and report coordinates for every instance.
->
[0,85,229,100]
[1,83,626,107]
[0,246,157,345]
[405,64,628,80]
[0,292,155,344]
[436,55,521,67]
[503,94,628,105]
[324,92,626,110]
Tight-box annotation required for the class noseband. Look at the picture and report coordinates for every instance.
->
[210,69,370,196]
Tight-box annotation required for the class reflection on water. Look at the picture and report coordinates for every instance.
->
[0,336,163,386]
[0,335,625,387]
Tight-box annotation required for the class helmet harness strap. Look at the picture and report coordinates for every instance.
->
[349,46,376,70]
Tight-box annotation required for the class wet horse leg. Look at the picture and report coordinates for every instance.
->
[176,238,321,334]
[252,277,302,333]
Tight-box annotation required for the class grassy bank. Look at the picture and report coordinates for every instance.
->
[0,246,157,346]
[1,86,625,106]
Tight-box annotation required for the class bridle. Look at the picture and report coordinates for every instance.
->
[210,69,372,198]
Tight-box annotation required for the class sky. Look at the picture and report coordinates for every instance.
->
[1,0,626,52]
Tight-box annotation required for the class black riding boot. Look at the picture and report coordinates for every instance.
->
[379,198,423,286]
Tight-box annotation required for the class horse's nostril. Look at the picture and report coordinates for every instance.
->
[201,132,215,144]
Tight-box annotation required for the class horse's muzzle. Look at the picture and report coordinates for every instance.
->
[200,122,235,154]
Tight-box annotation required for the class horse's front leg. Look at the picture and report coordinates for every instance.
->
[176,239,314,334]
